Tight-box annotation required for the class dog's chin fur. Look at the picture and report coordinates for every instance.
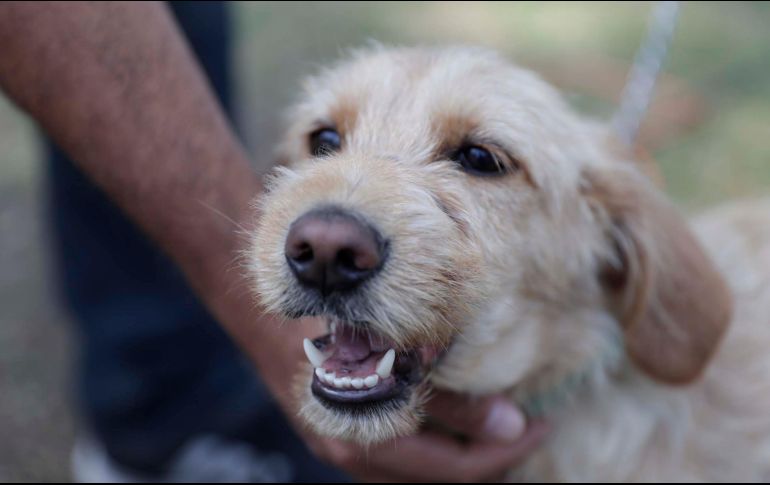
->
[293,369,429,445]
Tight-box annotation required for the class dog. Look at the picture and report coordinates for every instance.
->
[249,45,770,481]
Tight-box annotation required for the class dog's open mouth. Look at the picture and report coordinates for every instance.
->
[303,320,440,408]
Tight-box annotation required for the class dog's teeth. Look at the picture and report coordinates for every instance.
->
[364,374,379,388]
[376,349,396,379]
[303,338,328,367]
[324,371,336,385]
[332,377,350,389]
[351,378,364,389]
[315,368,324,379]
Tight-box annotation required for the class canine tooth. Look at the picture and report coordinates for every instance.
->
[340,377,352,388]
[315,368,324,379]
[376,349,396,379]
[364,375,379,388]
[333,377,345,388]
[324,372,336,385]
[303,338,328,367]
[351,378,364,389]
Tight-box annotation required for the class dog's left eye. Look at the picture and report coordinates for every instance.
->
[453,145,505,176]
[309,128,341,156]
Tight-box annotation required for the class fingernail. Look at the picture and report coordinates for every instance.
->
[483,400,526,443]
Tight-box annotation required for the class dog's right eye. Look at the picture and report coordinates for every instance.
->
[452,145,506,176]
[309,128,341,157]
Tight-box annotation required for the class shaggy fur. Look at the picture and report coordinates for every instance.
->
[249,45,770,481]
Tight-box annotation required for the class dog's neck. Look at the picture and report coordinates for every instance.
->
[513,338,623,419]
[432,299,626,416]
[509,307,627,419]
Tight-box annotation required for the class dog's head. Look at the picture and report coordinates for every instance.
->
[249,46,732,444]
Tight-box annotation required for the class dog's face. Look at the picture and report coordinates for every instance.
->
[250,46,732,444]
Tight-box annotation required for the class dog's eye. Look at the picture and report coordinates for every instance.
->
[453,145,505,176]
[309,128,341,156]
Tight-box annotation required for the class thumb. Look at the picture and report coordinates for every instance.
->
[424,390,527,444]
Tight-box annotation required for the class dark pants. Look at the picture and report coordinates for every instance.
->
[46,2,346,481]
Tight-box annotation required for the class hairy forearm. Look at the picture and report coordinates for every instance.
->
[0,2,306,405]
[0,1,251,278]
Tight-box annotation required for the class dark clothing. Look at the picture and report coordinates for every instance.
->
[46,2,346,481]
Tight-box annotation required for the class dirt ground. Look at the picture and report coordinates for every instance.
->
[0,180,75,481]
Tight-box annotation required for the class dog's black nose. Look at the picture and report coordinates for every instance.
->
[285,209,384,295]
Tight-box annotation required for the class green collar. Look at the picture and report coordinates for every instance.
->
[517,336,623,418]
[518,366,596,418]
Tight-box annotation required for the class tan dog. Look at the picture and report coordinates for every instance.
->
[249,45,770,481]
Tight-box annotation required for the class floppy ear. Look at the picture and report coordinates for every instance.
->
[585,166,733,384]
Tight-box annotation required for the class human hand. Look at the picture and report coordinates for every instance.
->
[303,391,548,482]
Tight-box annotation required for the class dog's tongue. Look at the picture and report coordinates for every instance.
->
[331,325,373,362]
[315,324,394,377]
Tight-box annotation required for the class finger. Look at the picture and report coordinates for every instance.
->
[355,420,549,483]
[424,390,526,443]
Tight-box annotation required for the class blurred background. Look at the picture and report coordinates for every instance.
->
[1,1,769,481]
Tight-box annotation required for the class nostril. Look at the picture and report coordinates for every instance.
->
[336,248,358,272]
[334,247,378,277]
[292,242,314,263]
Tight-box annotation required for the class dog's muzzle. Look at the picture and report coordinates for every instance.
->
[286,207,440,408]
